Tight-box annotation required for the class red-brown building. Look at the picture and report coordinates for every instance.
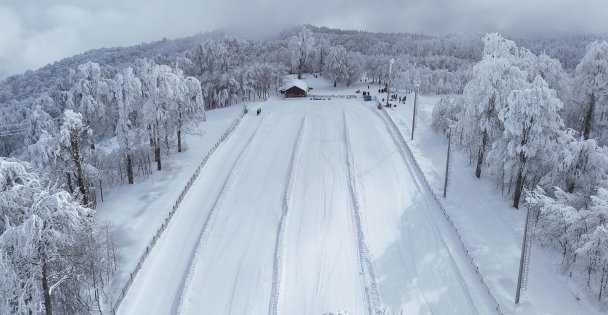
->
[282,79,308,98]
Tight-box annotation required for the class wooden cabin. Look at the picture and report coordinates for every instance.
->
[282,79,308,98]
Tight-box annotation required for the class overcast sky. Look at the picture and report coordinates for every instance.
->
[1,0,607,79]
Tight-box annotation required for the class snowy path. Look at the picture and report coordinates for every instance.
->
[118,115,263,314]
[177,112,304,314]
[119,97,493,315]
[343,111,381,313]
[268,117,306,315]
[277,105,369,314]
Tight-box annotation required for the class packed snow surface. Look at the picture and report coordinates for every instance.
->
[118,97,495,314]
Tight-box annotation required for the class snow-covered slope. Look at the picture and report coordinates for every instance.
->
[118,96,496,314]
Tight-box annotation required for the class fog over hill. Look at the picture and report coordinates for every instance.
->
[2,0,608,78]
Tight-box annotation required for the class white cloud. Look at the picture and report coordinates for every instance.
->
[0,6,25,78]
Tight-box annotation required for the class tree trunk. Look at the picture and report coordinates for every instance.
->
[475,130,487,178]
[66,172,73,194]
[155,145,161,171]
[126,154,134,184]
[164,127,169,151]
[297,60,303,79]
[333,80,337,87]
[70,133,88,206]
[41,256,53,315]
[599,265,607,300]
[177,129,182,153]
[583,94,595,140]
[567,181,575,194]
[513,163,525,209]
[512,130,529,209]
[75,167,88,206]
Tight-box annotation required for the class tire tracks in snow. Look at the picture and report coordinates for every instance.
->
[342,110,382,314]
[268,116,307,315]
[173,116,267,315]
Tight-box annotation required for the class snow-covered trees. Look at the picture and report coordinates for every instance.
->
[0,157,115,315]
[289,27,316,79]
[446,33,608,210]
[133,59,207,171]
[529,183,608,302]
[69,62,114,147]
[21,97,59,169]
[494,76,565,208]
[6,57,209,193]
[344,51,365,86]
[323,45,365,87]
[542,139,608,208]
[313,37,331,73]
[325,45,348,87]
[114,68,142,184]
[570,40,608,145]
[533,53,569,101]
[457,33,527,178]
[429,32,608,304]
[183,76,206,150]
[59,110,91,206]
[431,96,464,135]
[186,38,286,108]
[137,61,169,171]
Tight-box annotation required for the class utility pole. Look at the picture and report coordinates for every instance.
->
[443,127,452,198]
[387,58,394,107]
[515,204,533,304]
[411,81,419,140]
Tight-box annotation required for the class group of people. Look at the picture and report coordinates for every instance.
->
[392,94,407,103]
[380,93,408,108]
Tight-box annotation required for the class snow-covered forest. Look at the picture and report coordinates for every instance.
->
[432,33,608,303]
[1,24,608,313]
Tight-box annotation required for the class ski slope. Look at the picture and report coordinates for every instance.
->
[118,98,496,314]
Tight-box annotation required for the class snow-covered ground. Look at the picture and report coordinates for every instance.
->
[116,76,498,314]
[105,74,603,315]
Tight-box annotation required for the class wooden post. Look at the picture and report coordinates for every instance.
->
[411,89,418,140]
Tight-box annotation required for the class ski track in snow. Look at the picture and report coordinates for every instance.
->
[268,116,307,315]
[174,115,267,314]
[120,97,490,315]
[177,111,303,314]
[277,103,368,314]
[342,110,381,314]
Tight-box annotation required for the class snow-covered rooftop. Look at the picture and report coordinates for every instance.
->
[282,79,308,92]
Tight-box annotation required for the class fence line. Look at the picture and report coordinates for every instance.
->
[306,94,358,99]
[110,110,246,314]
[380,106,504,315]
